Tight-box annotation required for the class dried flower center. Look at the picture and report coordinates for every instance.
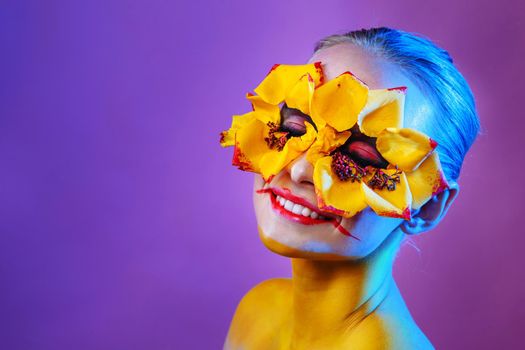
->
[331,151,368,182]
[367,168,402,191]
[265,121,289,151]
[331,151,401,191]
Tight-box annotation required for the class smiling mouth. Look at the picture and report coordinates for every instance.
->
[256,187,359,240]
[257,186,336,225]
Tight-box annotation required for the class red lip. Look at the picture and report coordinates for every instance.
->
[256,187,330,225]
[256,187,359,240]
[272,187,331,217]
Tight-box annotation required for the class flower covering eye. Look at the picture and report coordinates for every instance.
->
[340,136,389,169]
[280,104,314,137]
[220,63,449,220]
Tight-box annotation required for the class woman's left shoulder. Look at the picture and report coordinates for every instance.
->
[349,308,434,350]
[347,287,434,350]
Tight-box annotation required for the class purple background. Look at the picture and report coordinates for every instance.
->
[1,0,524,349]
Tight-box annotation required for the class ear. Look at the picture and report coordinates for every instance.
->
[400,181,459,235]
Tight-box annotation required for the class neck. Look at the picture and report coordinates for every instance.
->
[288,229,403,347]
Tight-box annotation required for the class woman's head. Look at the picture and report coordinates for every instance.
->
[253,27,479,260]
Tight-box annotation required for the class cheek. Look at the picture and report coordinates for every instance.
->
[253,175,265,196]
[253,175,266,216]
[341,209,403,257]
[253,175,275,241]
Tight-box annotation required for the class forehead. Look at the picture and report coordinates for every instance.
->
[307,43,433,133]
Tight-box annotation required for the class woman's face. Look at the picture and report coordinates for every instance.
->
[253,43,435,260]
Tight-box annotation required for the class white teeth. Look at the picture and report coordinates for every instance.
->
[301,207,312,217]
[284,200,294,211]
[275,194,327,220]
[292,204,303,215]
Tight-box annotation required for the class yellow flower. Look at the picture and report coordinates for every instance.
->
[311,72,369,131]
[220,63,449,221]
[220,63,323,181]
[305,71,369,165]
[312,87,449,220]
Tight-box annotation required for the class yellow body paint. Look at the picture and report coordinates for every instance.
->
[225,229,432,349]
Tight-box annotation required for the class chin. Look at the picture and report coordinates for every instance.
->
[257,225,350,261]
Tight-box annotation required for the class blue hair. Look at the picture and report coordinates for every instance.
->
[314,27,480,181]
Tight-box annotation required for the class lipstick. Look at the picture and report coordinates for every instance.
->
[256,187,359,239]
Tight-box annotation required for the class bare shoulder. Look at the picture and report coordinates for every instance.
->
[224,278,292,350]
[224,279,433,350]
[346,289,434,350]
[344,311,433,350]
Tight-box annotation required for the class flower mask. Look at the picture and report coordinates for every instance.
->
[220,63,449,220]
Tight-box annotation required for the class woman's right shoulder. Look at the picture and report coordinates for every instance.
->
[224,278,292,349]
[231,278,292,324]
[241,277,292,301]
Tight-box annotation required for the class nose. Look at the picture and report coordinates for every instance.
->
[287,153,314,186]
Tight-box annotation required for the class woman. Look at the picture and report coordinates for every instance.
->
[221,27,479,349]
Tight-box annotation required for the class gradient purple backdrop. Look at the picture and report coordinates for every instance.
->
[1,0,524,349]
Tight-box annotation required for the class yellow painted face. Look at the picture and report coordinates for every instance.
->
[220,61,448,222]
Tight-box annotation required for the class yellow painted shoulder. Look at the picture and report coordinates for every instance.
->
[224,278,292,350]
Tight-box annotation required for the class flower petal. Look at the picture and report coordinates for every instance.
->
[232,117,271,173]
[311,72,369,132]
[254,63,324,105]
[358,87,406,137]
[306,125,351,165]
[221,93,282,148]
[362,170,412,220]
[259,122,317,181]
[245,93,281,124]
[376,128,437,172]
[220,112,258,147]
[284,73,315,115]
[406,152,449,209]
[313,156,368,217]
